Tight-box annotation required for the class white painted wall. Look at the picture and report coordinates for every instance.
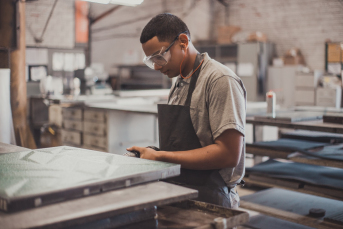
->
[26,0,75,48]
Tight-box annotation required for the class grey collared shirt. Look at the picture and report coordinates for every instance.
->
[168,53,246,188]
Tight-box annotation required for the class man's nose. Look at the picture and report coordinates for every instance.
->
[154,64,162,70]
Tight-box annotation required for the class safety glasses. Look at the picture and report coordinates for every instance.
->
[143,31,187,69]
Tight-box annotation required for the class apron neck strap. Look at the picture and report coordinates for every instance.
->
[185,53,203,107]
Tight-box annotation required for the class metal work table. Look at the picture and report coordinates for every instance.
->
[86,100,268,116]
[245,113,343,202]
[0,142,26,154]
[246,116,343,134]
[246,112,343,169]
[243,175,343,202]
[0,143,249,228]
[240,188,343,229]
[86,102,158,114]
[246,143,343,169]
[86,102,266,115]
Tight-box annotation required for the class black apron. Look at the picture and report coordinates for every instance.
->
[157,54,232,208]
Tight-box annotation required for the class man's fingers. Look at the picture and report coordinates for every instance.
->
[126,146,142,152]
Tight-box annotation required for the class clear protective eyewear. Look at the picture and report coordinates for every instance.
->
[143,31,188,69]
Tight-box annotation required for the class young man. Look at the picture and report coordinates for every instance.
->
[127,13,246,208]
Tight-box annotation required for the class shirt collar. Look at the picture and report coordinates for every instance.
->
[175,53,210,86]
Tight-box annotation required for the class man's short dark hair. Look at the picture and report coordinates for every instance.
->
[140,13,190,44]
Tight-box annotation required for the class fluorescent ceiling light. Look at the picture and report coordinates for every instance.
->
[82,0,144,6]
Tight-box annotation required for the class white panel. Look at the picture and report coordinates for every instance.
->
[267,66,298,108]
[262,126,279,141]
[26,48,48,65]
[0,69,16,145]
[108,110,157,154]
[26,0,74,48]
[245,123,253,144]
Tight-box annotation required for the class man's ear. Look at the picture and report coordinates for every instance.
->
[179,34,189,50]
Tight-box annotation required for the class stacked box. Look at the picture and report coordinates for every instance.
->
[295,73,318,106]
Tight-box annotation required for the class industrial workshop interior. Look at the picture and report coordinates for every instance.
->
[1,0,343,228]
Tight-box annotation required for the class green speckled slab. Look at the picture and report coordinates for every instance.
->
[0,146,180,212]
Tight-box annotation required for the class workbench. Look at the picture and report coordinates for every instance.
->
[246,116,343,168]
[244,113,343,201]
[58,94,267,154]
[246,116,343,134]
[240,188,343,229]
[0,142,27,154]
[246,143,343,169]
[0,143,249,229]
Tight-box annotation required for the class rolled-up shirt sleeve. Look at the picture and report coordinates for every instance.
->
[208,75,246,140]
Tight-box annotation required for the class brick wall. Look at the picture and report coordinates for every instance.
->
[26,0,75,48]
[91,0,211,74]
[214,0,343,70]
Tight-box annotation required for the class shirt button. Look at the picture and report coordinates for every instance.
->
[180,83,184,87]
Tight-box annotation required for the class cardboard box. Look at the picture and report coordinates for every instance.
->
[272,58,284,67]
[247,31,267,42]
[283,48,305,65]
[217,26,241,44]
[327,63,342,75]
[316,87,342,108]
[295,89,315,106]
[327,43,342,63]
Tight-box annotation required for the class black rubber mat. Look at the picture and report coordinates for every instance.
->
[324,211,343,225]
[280,131,343,143]
[241,188,343,218]
[251,138,328,150]
[243,214,315,229]
[250,139,343,161]
[246,159,343,190]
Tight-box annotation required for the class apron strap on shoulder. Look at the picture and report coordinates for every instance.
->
[185,53,203,107]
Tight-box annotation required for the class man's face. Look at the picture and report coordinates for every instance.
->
[142,36,183,78]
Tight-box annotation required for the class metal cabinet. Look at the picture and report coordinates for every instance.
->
[61,106,158,155]
[61,107,83,146]
[82,109,108,152]
[238,42,275,102]
[267,66,299,108]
